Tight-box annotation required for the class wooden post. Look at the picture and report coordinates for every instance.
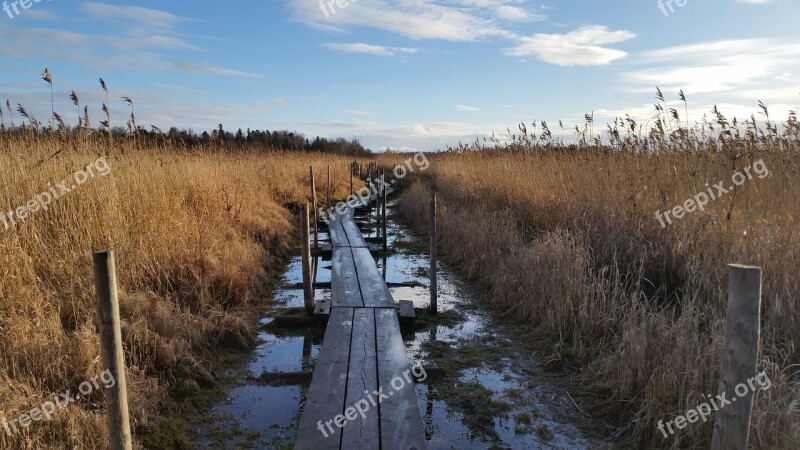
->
[711,264,762,450]
[309,166,319,249]
[92,250,133,450]
[326,165,331,210]
[429,193,438,314]
[375,171,381,232]
[300,205,314,313]
[382,172,388,252]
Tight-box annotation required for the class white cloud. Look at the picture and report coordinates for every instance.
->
[494,5,544,22]
[624,38,800,95]
[322,43,418,56]
[506,26,635,66]
[303,118,511,141]
[453,104,479,111]
[289,0,536,42]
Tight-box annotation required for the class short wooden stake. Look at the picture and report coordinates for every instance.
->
[93,250,133,450]
[300,205,314,313]
[429,192,438,314]
[710,264,762,450]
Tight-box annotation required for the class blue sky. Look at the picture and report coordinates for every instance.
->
[1,0,798,150]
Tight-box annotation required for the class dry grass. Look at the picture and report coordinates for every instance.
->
[397,144,799,449]
[0,132,358,449]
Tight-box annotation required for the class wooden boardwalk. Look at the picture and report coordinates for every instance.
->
[295,206,426,450]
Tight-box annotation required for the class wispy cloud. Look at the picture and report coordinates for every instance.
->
[289,0,535,41]
[323,42,417,56]
[494,5,545,22]
[171,61,263,78]
[83,2,189,30]
[344,110,375,116]
[0,5,258,79]
[453,104,479,112]
[19,9,59,21]
[624,38,800,95]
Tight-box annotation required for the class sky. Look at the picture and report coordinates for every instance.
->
[0,0,798,151]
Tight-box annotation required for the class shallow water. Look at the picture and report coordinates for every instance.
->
[196,199,611,449]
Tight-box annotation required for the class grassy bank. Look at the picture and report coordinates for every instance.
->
[0,132,356,449]
[397,146,798,449]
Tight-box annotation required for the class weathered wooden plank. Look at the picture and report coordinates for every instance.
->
[342,218,369,248]
[295,307,354,449]
[375,309,425,450]
[328,216,349,248]
[352,247,395,308]
[332,248,363,307]
[341,309,380,449]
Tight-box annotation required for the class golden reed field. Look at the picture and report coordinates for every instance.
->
[0,132,357,449]
[395,134,799,449]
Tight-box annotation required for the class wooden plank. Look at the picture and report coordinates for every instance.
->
[328,216,349,248]
[342,219,368,248]
[341,309,380,449]
[337,207,368,248]
[711,264,762,450]
[295,307,354,449]
[375,309,425,450]
[331,248,363,307]
[352,247,395,308]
